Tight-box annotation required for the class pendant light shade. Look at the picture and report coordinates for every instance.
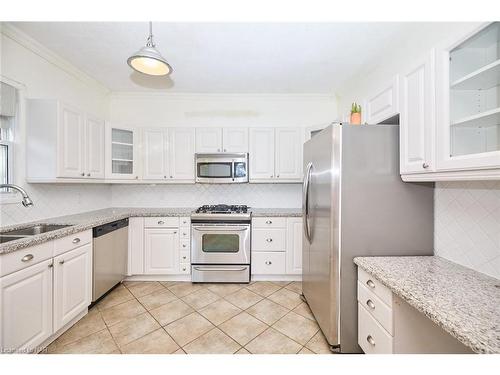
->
[127,22,172,76]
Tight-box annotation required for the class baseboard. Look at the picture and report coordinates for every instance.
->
[38,308,88,353]
[124,274,302,282]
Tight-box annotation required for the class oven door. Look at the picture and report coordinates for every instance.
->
[191,223,250,264]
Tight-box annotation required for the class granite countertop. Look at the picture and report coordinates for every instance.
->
[354,256,500,354]
[0,207,302,255]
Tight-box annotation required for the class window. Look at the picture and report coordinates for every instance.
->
[0,81,17,191]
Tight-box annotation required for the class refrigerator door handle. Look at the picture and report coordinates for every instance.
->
[302,162,313,243]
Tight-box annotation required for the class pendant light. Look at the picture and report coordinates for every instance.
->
[127,22,172,76]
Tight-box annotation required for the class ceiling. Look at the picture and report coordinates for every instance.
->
[11,22,421,93]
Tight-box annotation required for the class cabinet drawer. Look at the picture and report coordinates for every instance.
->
[144,217,179,228]
[179,217,191,227]
[252,252,286,274]
[180,239,190,252]
[252,228,286,252]
[357,281,393,335]
[252,217,287,228]
[179,251,190,263]
[358,303,393,354]
[53,230,92,257]
[179,263,190,274]
[358,268,393,306]
[0,241,54,277]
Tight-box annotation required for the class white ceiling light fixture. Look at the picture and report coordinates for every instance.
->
[127,22,172,76]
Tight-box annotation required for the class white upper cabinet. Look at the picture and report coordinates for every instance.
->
[249,127,275,181]
[222,128,249,153]
[169,127,196,181]
[106,124,140,180]
[58,103,85,178]
[85,115,105,179]
[363,75,400,124]
[142,127,195,182]
[250,127,303,182]
[436,22,500,171]
[196,127,248,153]
[195,128,223,153]
[275,128,303,180]
[26,100,105,181]
[143,128,168,180]
[400,51,436,174]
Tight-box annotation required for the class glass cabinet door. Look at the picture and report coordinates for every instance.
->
[444,22,500,168]
[106,125,138,179]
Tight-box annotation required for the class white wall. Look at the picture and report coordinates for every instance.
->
[0,23,112,226]
[336,21,500,279]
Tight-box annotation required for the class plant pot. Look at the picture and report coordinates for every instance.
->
[350,112,361,125]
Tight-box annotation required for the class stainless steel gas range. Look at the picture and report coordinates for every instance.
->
[191,205,251,283]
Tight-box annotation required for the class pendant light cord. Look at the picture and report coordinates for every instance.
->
[146,21,155,47]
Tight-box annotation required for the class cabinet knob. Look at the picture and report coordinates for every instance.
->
[277,175,280,178]
[48,263,53,268]
[270,175,273,178]
[366,280,375,289]
[182,256,187,260]
[173,231,177,234]
[21,254,34,262]
[80,172,85,176]
[87,173,91,177]
[170,176,173,178]
[366,335,376,346]
[266,238,273,242]
[265,261,272,265]
[366,299,375,310]
[72,238,81,244]
[217,149,221,152]
[223,149,227,152]
[59,260,65,265]
[135,176,139,179]
[164,176,167,179]
[422,162,429,169]
[158,221,164,225]
[182,244,187,248]
[266,220,272,224]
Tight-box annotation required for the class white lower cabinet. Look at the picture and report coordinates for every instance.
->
[144,229,179,275]
[0,231,92,353]
[357,268,472,354]
[251,216,302,277]
[0,258,53,353]
[53,244,92,331]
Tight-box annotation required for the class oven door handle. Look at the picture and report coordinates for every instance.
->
[192,227,248,232]
[193,266,248,272]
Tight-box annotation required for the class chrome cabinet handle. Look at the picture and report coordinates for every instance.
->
[265,261,272,265]
[80,172,85,176]
[217,149,221,152]
[277,174,280,178]
[158,221,164,225]
[182,244,187,248]
[135,176,139,179]
[87,173,91,177]
[48,263,53,268]
[366,335,375,346]
[270,175,273,178]
[182,256,187,260]
[72,238,80,244]
[183,232,187,236]
[164,175,167,179]
[59,260,65,265]
[194,266,247,272]
[422,163,429,169]
[170,176,173,178]
[366,299,375,310]
[223,149,227,152]
[265,220,272,224]
[21,254,34,262]
[366,280,375,289]
[173,231,177,234]
[266,238,273,242]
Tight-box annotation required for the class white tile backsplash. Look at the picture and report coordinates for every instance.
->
[0,184,112,226]
[435,181,500,280]
[111,183,302,209]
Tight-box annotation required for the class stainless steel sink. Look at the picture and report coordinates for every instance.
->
[0,236,25,244]
[1,224,70,237]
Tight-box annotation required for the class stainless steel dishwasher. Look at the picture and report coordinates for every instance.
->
[92,218,129,302]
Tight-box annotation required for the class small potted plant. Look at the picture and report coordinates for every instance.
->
[350,102,362,125]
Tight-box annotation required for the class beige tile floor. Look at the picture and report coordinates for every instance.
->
[45,281,333,354]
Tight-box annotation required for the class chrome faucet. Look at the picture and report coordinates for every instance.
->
[0,184,34,207]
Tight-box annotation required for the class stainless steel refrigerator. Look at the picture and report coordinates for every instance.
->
[302,123,434,353]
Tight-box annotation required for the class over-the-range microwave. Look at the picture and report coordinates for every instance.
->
[195,153,249,183]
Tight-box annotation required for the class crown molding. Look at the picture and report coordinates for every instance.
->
[1,23,111,96]
[109,91,337,101]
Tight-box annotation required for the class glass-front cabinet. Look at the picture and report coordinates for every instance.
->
[105,124,140,179]
[437,22,500,171]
